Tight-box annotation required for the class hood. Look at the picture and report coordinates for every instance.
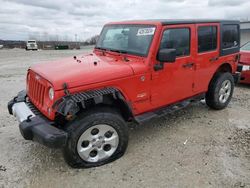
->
[30,53,135,90]
[240,51,250,65]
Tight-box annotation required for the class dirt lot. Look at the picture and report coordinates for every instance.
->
[0,49,249,188]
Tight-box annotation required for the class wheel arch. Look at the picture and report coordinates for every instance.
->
[215,63,232,74]
[207,63,233,92]
[53,87,134,124]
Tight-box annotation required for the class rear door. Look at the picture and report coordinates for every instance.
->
[151,24,196,107]
[194,23,220,93]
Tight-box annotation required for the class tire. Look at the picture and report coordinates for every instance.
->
[62,107,129,168]
[205,72,234,110]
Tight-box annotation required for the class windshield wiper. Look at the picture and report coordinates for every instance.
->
[95,47,107,51]
[109,49,128,54]
[96,47,128,54]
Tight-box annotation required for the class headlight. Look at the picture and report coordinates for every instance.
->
[49,87,54,100]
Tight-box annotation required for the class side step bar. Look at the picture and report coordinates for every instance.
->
[134,94,205,124]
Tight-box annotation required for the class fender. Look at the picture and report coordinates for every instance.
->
[52,87,133,120]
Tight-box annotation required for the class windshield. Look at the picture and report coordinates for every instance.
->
[241,42,250,51]
[96,25,156,56]
[28,41,36,43]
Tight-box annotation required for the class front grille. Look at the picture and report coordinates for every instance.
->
[26,100,43,116]
[26,100,52,122]
[28,73,46,108]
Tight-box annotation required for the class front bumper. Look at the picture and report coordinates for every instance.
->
[233,72,241,84]
[237,64,250,72]
[8,90,68,148]
[237,64,250,84]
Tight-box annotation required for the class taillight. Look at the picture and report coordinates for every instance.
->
[235,54,241,62]
[26,72,30,92]
[27,72,30,82]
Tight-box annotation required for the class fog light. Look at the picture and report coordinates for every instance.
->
[47,107,51,115]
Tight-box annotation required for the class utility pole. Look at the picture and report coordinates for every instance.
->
[75,34,77,42]
[75,34,78,49]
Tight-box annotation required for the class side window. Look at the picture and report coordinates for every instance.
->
[198,26,217,53]
[160,28,190,57]
[222,25,239,49]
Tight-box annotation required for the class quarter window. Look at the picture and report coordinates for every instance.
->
[222,25,239,49]
[160,28,190,57]
[198,26,217,53]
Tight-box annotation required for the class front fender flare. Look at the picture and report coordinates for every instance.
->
[52,87,133,119]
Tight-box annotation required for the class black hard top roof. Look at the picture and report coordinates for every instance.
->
[116,19,240,25]
[158,19,239,25]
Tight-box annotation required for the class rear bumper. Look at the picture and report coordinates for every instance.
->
[8,90,68,148]
[26,46,38,50]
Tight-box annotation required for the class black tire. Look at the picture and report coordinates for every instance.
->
[62,107,129,168]
[205,72,234,110]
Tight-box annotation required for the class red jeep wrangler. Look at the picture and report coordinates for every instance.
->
[8,19,240,168]
[238,41,250,84]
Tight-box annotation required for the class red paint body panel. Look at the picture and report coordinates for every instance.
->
[27,21,239,121]
[239,51,250,84]
[31,53,136,90]
[240,51,250,64]
[241,71,250,84]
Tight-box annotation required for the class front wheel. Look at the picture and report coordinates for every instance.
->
[63,107,129,168]
[205,72,234,110]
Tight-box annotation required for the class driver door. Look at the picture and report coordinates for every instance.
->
[151,24,196,108]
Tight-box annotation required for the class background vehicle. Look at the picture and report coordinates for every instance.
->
[8,19,240,168]
[26,40,38,50]
[238,41,250,84]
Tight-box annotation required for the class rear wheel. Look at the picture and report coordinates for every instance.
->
[205,72,234,110]
[63,107,129,168]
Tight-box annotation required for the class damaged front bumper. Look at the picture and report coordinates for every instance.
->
[8,90,68,148]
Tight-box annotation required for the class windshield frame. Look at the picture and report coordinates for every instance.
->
[95,24,156,57]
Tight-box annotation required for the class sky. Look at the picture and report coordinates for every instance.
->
[0,0,250,41]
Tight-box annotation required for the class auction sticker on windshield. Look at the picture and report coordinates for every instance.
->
[137,28,155,36]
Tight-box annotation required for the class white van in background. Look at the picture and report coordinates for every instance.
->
[26,40,38,50]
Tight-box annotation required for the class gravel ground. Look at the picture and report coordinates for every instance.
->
[0,49,249,188]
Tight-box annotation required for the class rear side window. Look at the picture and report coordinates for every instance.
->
[222,25,239,49]
[160,28,190,57]
[198,26,217,53]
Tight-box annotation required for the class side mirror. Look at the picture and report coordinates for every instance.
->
[157,48,176,63]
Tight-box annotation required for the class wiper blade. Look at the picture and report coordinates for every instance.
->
[95,47,107,51]
[109,49,127,54]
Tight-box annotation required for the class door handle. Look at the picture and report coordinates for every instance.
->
[183,62,194,68]
[209,57,219,62]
